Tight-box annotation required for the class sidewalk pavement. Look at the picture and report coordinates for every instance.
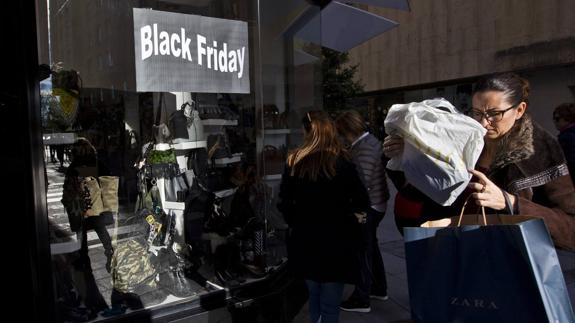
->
[292,185,575,323]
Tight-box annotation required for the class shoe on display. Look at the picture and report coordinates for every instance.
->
[215,269,230,285]
[339,298,371,313]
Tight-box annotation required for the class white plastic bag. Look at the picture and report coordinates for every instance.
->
[385,98,486,206]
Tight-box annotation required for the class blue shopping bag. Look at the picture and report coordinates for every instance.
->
[404,208,574,323]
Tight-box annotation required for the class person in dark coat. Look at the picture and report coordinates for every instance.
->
[383,73,575,251]
[61,138,116,317]
[335,110,390,313]
[553,102,575,186]
[278,111,370,323]
[62,138,115,269]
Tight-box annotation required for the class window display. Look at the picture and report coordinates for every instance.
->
[35,0,321,321]
[47,88,290,320]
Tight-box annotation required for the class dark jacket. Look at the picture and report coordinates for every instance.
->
[558,123,575,185]
[278,155,370,283]
[350,133,389,210]
[389,115,575,251]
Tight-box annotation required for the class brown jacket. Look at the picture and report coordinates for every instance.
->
[488,115,575,251]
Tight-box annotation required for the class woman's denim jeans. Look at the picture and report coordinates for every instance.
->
[305,280,344,323]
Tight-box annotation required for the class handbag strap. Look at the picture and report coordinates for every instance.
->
[155,93,163,126]
[457,195,487,226]
[154,93,170,125]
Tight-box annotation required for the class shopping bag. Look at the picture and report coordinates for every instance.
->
[404,203,575,323]
[384,98,486,205]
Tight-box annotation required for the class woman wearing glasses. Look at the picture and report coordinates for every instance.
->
[384,73,575,251]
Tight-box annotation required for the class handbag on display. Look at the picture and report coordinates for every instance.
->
[164,171,190,202]
[136,182,172,247]
[263,104,280,129]
[145,147,179,179]
[170,101,205,143]
[197,103,223,119]
[156,248,200,298]
[225,127,250,155]
[141,206,173,247]
[207,134,232,159]
[204,197,234,236]
[135,180,162,215]
[237,217,266,275]
[169,109,190,143]
[203,166,235,192]
[158,266,199,298]
[184,181,214,243]
[277,110,289,128]
[187,148,208,177]
[144,163,179,179]
[217,105,240,120]
[147,148,177,165]
[111,238,158,294]
[153,93,171,144]
[183,101,205,142]
[184,181,214,221]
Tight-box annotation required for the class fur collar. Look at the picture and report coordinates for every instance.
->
[491,114,535,170]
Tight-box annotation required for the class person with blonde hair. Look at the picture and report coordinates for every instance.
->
[278,110,370,323]
[335,110,390,313]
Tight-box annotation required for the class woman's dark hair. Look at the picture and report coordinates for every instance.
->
[554,103,575,123]
[335,110,367,138]
[473,72,530,106]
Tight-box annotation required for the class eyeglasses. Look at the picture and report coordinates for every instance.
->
[470,104,518,123]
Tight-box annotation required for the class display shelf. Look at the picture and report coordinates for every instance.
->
[263,128,303,135]
[214,187,237,198]
[264,129,291,135]
[202,119,238,126]
[163,201,186,210]
[171,140,207,150]
[212,153,243,166]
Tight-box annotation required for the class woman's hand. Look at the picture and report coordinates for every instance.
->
[468,169,516,210]
[354,212,367,224]
[383,135,404,159]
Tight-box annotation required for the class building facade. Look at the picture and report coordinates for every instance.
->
[348,0,575,133]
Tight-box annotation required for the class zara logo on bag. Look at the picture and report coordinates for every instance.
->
[450,297,499,310]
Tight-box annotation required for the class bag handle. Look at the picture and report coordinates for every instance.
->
[456,195,487,227]
[155,93,163,126]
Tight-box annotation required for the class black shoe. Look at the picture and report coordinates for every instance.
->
[340,298,371,313]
